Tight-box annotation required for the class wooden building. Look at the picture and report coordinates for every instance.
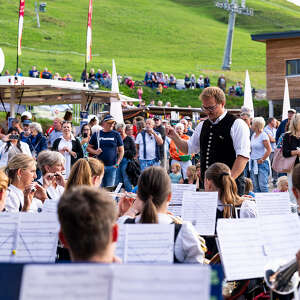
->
[252,31,300,109]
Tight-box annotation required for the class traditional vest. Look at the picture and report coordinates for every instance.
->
[200,113,236,179]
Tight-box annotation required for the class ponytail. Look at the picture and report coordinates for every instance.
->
[205,163,242,218]
[66,158,92,191]
[140,196,158,224]
[137,166,171,224]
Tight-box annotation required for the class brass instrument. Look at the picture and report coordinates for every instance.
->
[264,258,299,295]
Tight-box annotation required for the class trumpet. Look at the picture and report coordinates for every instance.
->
[264,258,299,295]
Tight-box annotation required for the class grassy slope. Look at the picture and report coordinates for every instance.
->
[0,0,300,90]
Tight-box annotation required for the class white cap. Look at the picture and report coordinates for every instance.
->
[21,111,32,119]
[87,114,99,124]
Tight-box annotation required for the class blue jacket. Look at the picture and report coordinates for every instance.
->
[27,133,48,156]
[276,118,288,144]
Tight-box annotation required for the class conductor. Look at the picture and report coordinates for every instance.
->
[166,87,250,195]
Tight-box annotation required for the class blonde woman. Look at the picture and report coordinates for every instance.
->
[5,154,47,212]
[65,157,104,191]
[249,117,271,192]
[282,113,300,202]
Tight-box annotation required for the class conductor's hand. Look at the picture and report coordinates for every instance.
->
[165,125,177,139]
[95,148,102,155]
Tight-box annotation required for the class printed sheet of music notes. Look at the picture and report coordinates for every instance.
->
[168,184,196,217]
[20,264,211,300]
[217,215,300,281]
[116,224,174,264]
[0,213,59,263]
[181,191,218,236]
[255,192,291,216]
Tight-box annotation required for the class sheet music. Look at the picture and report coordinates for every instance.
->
[0,213,19,262]
[42,199,58,214]
[255,192,291,216]
[182,192,217,236]
[20,264,211,300]
[217,218,266,281]
[19,264,112,300]
[258,214,300,262]
[124,224,175,264]
[15,213,59,262]
[169,184,196,217]
[111,264,211,300]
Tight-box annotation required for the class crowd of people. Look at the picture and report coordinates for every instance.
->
[0,68,250,98]
[0,86,299,298]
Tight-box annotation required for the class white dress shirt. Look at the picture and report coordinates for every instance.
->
[38,177,64,201]
[118,213,205,264]
[5,184,43,213]
[187,111,250,159]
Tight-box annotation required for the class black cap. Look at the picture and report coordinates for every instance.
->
[153,115,161,120]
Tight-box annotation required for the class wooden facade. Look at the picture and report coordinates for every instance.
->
[252,31,300,103]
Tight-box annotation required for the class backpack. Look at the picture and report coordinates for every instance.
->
[126,159,141,187]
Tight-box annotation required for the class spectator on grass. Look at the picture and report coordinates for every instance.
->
[157,100,163,107]
[204,76,210,88]
[144,71,152,87]
[63,73,73,82]
[164,74,169,86]
[95,69,103,82]
[157,84,163,94]
[217,74,226,92]
[89,68,96,83]
[152,72,158,88]
[191,74,196,89]
[53,73,61,80]
[80,69,88,82]
[29,66,39,78]
[41,68,52,79]
[184,74,191,89]
[197,75,204,89]
[15,68,23,77]
[169,74,176,88]
[235,81,243,96]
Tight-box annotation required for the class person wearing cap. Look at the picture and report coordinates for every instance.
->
[87,115,124,187]
[21,111,32,123]
[135,118,163,171]
[153,116,166,168]
[20,120,31,144]
[166,87,250,195]
[276,108,296,143]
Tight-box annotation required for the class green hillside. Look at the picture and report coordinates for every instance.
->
[1,0,300,89]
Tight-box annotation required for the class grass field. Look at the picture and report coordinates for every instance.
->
[1,0,300,90]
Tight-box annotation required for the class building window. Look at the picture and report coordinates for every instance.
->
[286,59,300,76]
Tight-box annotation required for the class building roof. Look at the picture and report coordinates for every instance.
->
[251,31,300,43]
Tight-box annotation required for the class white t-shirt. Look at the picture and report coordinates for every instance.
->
[250,131,269,160]
[135,131,161,160]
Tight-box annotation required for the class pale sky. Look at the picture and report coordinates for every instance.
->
[287,0,300,6]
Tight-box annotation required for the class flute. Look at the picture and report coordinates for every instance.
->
[109,192,137,199]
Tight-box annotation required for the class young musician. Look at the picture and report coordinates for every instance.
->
[119,166,205,264]
[58,186,119,262]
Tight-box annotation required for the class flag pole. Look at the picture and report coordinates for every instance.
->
[16,0,25,77]
[84,0,93,87]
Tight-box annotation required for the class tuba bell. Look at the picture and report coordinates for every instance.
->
[264,258,299,295]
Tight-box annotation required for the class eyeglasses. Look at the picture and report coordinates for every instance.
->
[201,103,218,112]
